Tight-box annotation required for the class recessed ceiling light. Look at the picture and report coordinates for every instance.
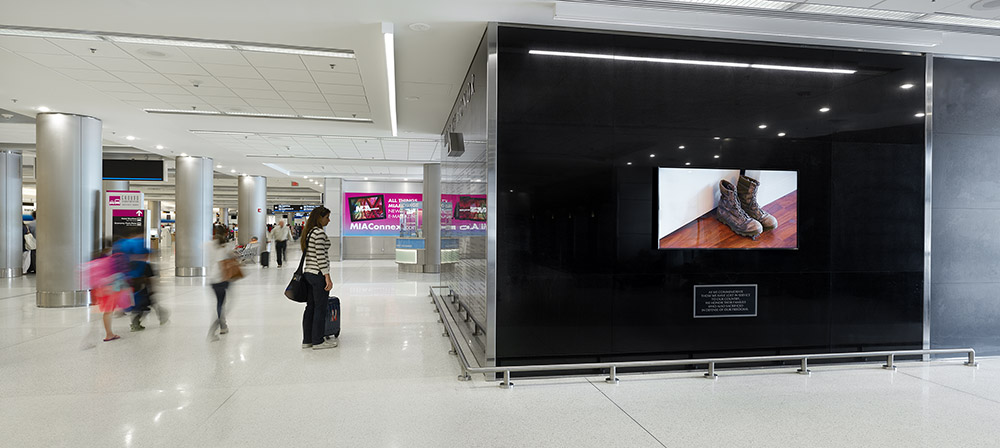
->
[678,145,685,149]
[778,132,787,137]
[819,107,831,113]
[126,135,136,141]
[304,176,309,179]
[649,154,655,158]
[900,83,915,89]
[713,137,721,140]
[216,165,222,168]
[364,177,369,180]
[36,106,50,112]
[230,169,236,173]
[155,145,164,150]
[758,124,768,129]
[685,162,691,166]
[714,155,720,158]
[915,113,926,118]
[180,153,187,156]
[627,162,632,165]
[409,23,432,32]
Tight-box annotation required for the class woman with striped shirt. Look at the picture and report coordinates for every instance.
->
[300,206,337,350]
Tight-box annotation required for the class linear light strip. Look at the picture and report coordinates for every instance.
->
[0,28,102,41]
[528,50,855,74]
[792,4,924,21]
[667,0,794,10]
[383,23,398,137]
[919,14,1000,29]
[145,109,374,123]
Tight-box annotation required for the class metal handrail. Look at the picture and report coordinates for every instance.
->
[430,287,979,389]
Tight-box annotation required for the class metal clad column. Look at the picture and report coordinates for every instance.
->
[175,156,213,277]
[237,175,266,246]
[423,164,441,273]
[221,207,230,227]
[0,150,22,278]
[36,113,102,307]
[149,200,161,238]
[323,178,343,262]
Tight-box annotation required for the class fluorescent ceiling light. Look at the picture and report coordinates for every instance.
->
[383,23,398,137]
[145,109,374,123]
[750,64,855,74]
[919,14,1000,29]
[792,4,922,21]
[530,50,855,74]
[667,0,794,10]
[104,35,232,49]
[0,27,102,41]
[234,45,353,58]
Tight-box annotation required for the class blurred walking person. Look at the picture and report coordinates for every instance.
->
[300,206,337,350]
[270,220,290,267]
[85,243,132,343]
[207,226,240,341]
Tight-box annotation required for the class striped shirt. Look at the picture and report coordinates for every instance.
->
[303,227,331,275]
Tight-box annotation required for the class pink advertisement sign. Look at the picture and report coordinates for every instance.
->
[343,193,422,236]
[442,194,487,235]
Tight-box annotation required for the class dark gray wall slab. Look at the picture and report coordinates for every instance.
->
[932,57,1000,354]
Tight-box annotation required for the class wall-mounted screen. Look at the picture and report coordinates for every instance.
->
[657,168,798,249]
[454,196,487,221]
[348,194,386,222]
[103,160,165,181]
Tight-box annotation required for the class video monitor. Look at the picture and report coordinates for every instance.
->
[348,195,386,222]
[454,196,487,221]
[657,168,798,249]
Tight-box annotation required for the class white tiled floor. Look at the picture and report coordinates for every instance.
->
[1,250,999,447]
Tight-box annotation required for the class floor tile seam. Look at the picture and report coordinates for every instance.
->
[586,378,669,448]
[0,292,36,301]
[896,370,1000,406]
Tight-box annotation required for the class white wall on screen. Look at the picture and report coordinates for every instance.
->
[744,170,797,207]
[658,168,739,239]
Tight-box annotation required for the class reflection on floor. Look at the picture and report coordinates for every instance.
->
[1,248,998,447]
[659,191,798,249]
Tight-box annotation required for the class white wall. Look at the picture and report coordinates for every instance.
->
[744,170,797,208]
[658,168,739,239]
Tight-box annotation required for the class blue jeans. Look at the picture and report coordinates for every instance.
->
[302,273,328,345]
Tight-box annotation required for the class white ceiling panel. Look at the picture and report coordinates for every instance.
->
[233,88,283,99]
[0,36,70,54]
[301,55,359,73]
[399,81,453,97]
[800,0,881,6]
[256,67,313,82]
[255,107,297,115]
[270,80,320,93]
[180,47,250,65]
[408,141,439,151]
[317,84,365,96]
[201,96,249,106]
[164,74,224,88]
[20,52,96,69]
[86,57,155,72]
[295,108,334,116]
[116,44,193,62]
[279,91,325,102]
[246,98,291,108]
[135,83,191,95]
[114,71,175,84]
[310,71,363,85]
[110,91,159,101]
[144,60,210,76]
[872,0,966,13]
[124,100,174,109]
[330,103,370,113]
[184,86,237,97]
[171,102,214,111]
[56,68,121,82]
[155,93,202,103]
[51,40,132,58]
[241,52,305,69]
[219,77,271,89]
[940,1,1000,18]
[203,63,261,79]
[83,80,144,93]
[287,100,329,109]
[323,94,368,105]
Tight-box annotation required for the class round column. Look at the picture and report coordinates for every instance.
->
[0,150,23,278]
[423,163,441,273]
[36,113,102,307]
[237,175,266,246]
[149,200,161,239]
[175,156,213,277]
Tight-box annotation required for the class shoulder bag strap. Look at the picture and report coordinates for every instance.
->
[295,227,311,274]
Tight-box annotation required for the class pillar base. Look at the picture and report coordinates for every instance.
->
[176,267,207,277]
[37,290,90,308]
[0,268,21,278]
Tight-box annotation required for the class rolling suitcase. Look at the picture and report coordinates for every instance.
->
[260,251,270,267]
[324,296,340,338]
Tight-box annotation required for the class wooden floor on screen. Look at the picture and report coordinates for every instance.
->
[658,191,798,249]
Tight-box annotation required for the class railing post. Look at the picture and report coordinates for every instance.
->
[965,350,979,367]
[457,369,472,382]
[500,370,514,389]
[797,358,810,375]
[704,361,718,379]
[605,365,619,384]
[883,353,896,370]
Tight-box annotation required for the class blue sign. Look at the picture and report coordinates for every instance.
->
[395,239,425,250]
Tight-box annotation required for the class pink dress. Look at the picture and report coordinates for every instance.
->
[86,255,133,312]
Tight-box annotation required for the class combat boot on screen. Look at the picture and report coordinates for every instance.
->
[717,179,763,238]
[737,175,778,231]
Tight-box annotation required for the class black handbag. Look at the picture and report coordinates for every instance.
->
[284,250,309,303]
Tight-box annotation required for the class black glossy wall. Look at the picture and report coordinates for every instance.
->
[495,26,926,366]
[931,58,1000,355]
